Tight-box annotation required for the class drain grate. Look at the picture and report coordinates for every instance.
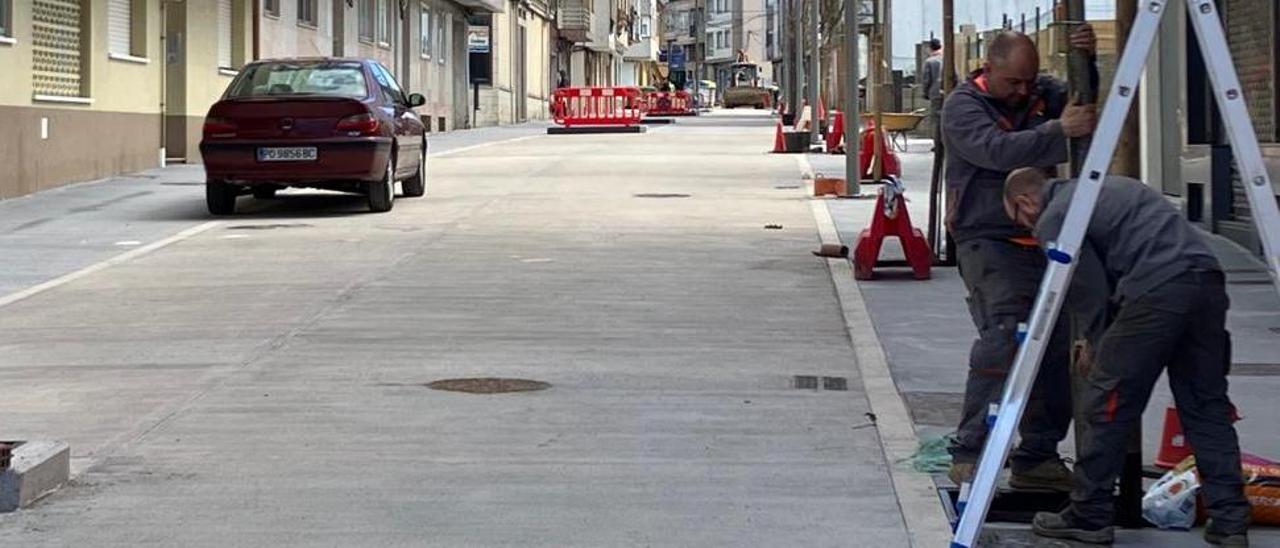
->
[633,193,691,199]
[774,184,801,190]
[426,378,551,394]
[823,376,848,391]
[793,375,848,391]
[226,223,313,230]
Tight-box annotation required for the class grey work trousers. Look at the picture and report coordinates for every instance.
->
[950,238,1072,468]
[1070,270,1250,532]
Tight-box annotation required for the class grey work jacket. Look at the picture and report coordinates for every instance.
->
[941,71,1071,242]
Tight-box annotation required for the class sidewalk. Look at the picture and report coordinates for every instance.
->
[807,142,1280,545]
[0,123,553,297]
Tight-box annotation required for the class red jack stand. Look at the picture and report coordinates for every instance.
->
[853,176,932,280]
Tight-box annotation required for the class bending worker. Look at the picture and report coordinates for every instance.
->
[1004,169,1250,547]
[940,29,1098,488]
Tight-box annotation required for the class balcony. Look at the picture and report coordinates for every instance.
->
[455,0,505,13]
[557,0,594,43]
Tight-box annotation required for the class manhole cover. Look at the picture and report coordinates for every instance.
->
[633,193,691,198]
[226,223,313,230]
[426,378,551,394]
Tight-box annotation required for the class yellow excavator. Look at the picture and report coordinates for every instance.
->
[722,50,772,109]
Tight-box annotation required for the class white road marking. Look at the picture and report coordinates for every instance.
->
[0,221,221,310]
[429,135,542,158]
[114,240,142,247]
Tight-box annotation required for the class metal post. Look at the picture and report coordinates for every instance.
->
[788,0,798,126]
[781,0,792,112]
[929,0,955,264]
[806,0,819,145]
[1035,6,1041,48]
[844,0,860,195]
[870,0,883,182]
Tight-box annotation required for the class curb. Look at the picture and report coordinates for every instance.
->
[1,441,70,512]
[801,154,953,548]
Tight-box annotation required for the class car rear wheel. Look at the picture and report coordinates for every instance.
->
[367,157,395,213]
[251,186,278,200]
[207,180,238,215]
[402,144,426,198]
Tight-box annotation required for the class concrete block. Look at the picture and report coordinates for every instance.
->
[0,441,70,512]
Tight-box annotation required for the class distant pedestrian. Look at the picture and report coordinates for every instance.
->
[920,38,946,146]
[1004,168,1251,547]
[557,70,570,90]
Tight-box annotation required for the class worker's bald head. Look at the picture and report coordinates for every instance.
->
[983,32,1040,107]
[1004,167,1050,229]
[987,32,1039,68]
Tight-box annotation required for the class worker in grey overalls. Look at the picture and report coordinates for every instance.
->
[1005,169,1251,548]
[940,29,1098,489]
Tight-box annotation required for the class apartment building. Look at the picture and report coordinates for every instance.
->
[620,0,658,86]
[0,0,551,202]
[558,0,638,86]
[0,0,246,199]
[659,0,701,87]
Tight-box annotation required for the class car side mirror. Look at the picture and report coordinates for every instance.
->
[407,93,426,108]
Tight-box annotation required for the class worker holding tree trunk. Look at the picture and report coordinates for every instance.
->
[940,28,1098,490]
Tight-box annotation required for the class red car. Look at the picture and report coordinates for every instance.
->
[200,58,428,214]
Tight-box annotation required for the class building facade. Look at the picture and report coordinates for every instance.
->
[1145,0,1280,253]
[0,0,553,202]
[620,0,658,86]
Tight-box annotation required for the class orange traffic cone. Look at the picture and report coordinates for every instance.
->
[1154,403,1243,468]
[1154,405,1190,469]
[772,120,787,153]
[826,110,845,153]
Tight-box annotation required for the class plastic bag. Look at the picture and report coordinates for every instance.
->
[1142,458,1200,530]
[1242,455,1280,525]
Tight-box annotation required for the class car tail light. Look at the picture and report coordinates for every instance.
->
[203,116,237,137]
[336,113,379,136]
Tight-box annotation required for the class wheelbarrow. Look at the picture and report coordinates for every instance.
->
[860,111,926,152]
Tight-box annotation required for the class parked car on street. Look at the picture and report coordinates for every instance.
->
[199,58,428,214]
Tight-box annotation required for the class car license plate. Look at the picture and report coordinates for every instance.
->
[257,147,317,162]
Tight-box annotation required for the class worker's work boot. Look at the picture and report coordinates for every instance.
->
[1032,509,1115,545]
[1010,458,1074,492]
[947,462,974,486]
[1204,521,1250,547]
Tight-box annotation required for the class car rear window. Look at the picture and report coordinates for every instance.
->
[226,62,369,99]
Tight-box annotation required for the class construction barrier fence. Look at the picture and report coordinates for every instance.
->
[552,87,646,127]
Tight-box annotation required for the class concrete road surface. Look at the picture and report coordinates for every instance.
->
[0,113,939,546]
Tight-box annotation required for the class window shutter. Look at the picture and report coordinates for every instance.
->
[218,0,233,68]
[32,0,84,97]
[107,0,132,55]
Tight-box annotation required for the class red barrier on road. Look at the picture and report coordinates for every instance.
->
[646,90,694,116]
[552,87,645,127]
